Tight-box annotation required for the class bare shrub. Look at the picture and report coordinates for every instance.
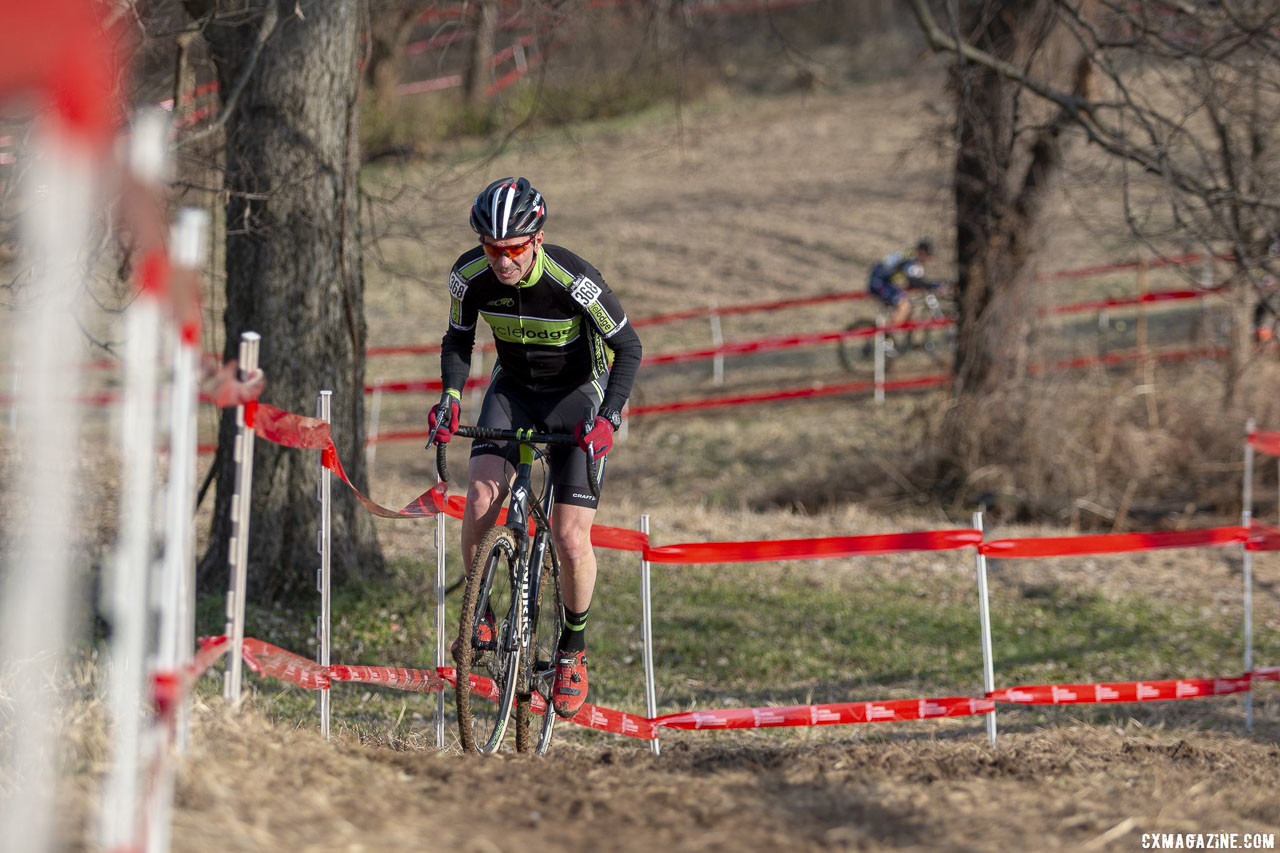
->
[922,360,1280,527]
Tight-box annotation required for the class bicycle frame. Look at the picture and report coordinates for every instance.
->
[494,435,555,669]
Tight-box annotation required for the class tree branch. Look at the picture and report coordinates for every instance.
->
[178,1,281,148]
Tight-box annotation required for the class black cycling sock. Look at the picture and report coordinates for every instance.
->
[558,606,589,654]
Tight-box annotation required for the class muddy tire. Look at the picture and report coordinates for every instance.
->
[455,526,521,754]
[515,546,563,754]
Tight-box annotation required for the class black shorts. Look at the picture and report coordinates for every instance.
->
[470,370,607,509]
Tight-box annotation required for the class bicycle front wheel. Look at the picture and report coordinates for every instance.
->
[838,319,884,377]
[455,525,522,754]
[516,545,563,754]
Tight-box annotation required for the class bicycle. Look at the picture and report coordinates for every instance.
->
[434,413,602,755]
[838,289,957,376]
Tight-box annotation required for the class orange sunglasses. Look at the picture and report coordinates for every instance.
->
[480,235,536,260]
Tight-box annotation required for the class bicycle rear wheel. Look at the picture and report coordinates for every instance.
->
[455,525,521,754]
[838,319,885,377]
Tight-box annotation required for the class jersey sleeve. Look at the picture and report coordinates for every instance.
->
[440,266,478,392]
[565,266,629,340]
[565,265,642,412]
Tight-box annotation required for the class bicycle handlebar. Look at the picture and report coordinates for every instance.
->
[432,418,603,497]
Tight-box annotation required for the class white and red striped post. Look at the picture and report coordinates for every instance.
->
[873,314,886,404]
[101,110,170,853]
[366,380,382,470]
[1242,418,1255,731]
[317,390,333,739]
[640,514,660,756]
[0,119,101,853]
[973,512,998,745]
[223,331,262,707]
[142,207,208,853]
[435,510,447,748]
[709,300,724,386]
[157,207,208,749]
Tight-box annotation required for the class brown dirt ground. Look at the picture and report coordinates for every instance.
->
[45,61,1280,853]
[129,705,1280,853]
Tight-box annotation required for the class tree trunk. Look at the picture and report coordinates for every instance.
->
[194,0,384,603]
[950,0,1085,398]
[462,0,496,108]
[365,4,421,112]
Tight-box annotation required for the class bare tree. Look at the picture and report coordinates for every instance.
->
[365,0,432,111]
[909,0,1280,402]
[463,0,497,108]
[180,0,384,602]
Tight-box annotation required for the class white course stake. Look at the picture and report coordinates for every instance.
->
[159,207,208,749]
[873,314,886,404]
[973,512,998,746]
[435,512,447,748]
[1,122,97,853]
[709,300,724,386]
[1242,418,1255,731]
[223,331,261,707]
[317,390,333,739]
[366,382,382,470]
[102,111,169,853]
[639,515,660,756]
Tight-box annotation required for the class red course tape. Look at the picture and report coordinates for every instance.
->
[979,526,1250,558]
[1250,431,1280,458]
[174,638,1274,743]
[989,676,1253,704]
[645,528,982,564]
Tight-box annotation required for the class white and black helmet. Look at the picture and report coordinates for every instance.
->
[470,177,546,239]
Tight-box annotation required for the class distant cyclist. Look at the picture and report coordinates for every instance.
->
[429,177,643,719]
[867,238,946,347]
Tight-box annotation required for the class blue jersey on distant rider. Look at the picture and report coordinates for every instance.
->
[868,246,940,307]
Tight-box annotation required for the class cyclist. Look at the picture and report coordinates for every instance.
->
[429,177,643,720]
[867,238,946,349]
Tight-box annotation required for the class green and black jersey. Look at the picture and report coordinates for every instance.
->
[440,244,643,413]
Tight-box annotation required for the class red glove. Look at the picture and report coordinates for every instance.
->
[575,415,614,459]
[428,391,461,445]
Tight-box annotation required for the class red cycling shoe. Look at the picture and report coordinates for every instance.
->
[552,649,589,719]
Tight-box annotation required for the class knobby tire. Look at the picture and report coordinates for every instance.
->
[455,525,521,754]
[838,319,887,377]
[515,546,563,754]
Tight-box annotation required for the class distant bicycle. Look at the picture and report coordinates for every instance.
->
[435,416,601,755]
[838,289,957,376]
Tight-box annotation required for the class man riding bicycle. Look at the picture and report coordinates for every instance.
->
[429,177,643,720]
[867,238,946,346]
